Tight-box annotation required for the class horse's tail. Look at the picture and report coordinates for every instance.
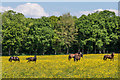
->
[68,55,71,60]
[9,58,11,62]
[74,55,77,61]
[103,55,106,60]
[18,58,20,62]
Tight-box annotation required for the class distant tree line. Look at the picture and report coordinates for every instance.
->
[1,10,120,56]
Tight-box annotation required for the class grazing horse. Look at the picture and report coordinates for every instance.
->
[26,55,37,63]
[9,56,20,62]
[103,52,114,60]
[74,54,83,61]
[68,52,82,61]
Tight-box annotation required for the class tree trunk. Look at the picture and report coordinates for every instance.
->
[43,52,44,55]
[9,47,11,56]
[87,49,89,54]
[107,50,108,53]
[29,51,31,55]
[34,50,36,54]
[94,46,96,54]
[67,47,69,54]
[82,48,84,54]
[95,48,96,54]
[55,50,56,55]
[103,44,105,54]
[99,50,101,54]
[103,49,105,54]
[78,48,80,52]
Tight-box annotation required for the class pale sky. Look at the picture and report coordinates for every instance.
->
[1,0,120,2]
[0,2,119,18]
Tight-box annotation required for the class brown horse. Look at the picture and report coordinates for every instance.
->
[26,55,37,63]
[9,56,20,62]
[68,52,82,60]
[103,52,114,60]
[74,54,83,61]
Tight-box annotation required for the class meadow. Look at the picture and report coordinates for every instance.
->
[2,54,118,78]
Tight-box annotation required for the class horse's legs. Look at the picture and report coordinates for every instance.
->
[103,57,105,60]
[68,58,71,61]
[110,58,114,61]
[103,57,107,60]
[74,58,76,61]
[113,58,114,61]
[27,60,30,63]
[17,58,20,62]
[9,60,12,62]
[68,57,70,60]
[104,57,107,60]
[106,58,107,60]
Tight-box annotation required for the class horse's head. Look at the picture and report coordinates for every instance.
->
[111,52,114,57]
[9,57,12,62]
[9,58,11,61]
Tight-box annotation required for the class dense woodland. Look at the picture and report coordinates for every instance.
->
[1,10,120,56]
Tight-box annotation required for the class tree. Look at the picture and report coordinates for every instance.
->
[76,15,90,53]
[49,16,61,55]
[0,13,2,53]
[55,13,78,54]
[1,10,120,55]
[2,10,26,55]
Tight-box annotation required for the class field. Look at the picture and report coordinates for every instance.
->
[1,54,119,78]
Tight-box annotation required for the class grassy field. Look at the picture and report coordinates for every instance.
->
[1,54,118,78]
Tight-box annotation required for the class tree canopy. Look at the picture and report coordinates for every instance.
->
[1,10,120,55]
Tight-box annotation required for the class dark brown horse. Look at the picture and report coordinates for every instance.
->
[26,55,37,63]
[68,52,83,61]
[74,54,83,61]
[9,56,20,62]
[103,52,114,60]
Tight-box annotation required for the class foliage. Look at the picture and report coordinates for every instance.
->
[1,10,120,55]
[55,13,78,54]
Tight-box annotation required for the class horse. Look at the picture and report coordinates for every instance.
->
[103,52,114,60]
[26,55,37,63]
[74,54,83,61]
[68,52,82,61]
[9,56,20,62]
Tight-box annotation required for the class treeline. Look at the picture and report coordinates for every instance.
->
[0,13,1,53]
[1,10,120,56]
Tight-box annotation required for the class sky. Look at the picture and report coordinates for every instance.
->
[0,2,119,18]
[1,0,120,2]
